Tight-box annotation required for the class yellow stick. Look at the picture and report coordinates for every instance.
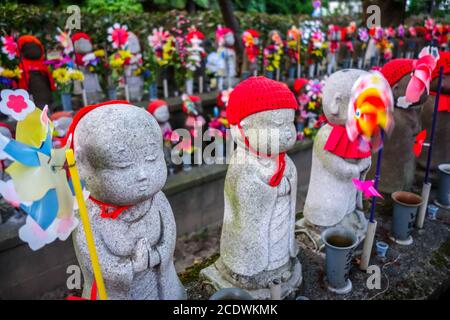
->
[65,149,108,300]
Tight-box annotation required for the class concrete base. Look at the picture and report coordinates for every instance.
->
[327,279,352,295]
[200,257,302,300]
[390,235,414,246]
[434,200,450,209]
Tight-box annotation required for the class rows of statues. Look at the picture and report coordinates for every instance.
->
[71,48,447,299]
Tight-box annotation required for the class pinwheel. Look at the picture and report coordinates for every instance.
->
[0,89,81,250]
[346,72,394,153]
[1,35,17,60]
[352,178,383,199]
[346,72,395,271]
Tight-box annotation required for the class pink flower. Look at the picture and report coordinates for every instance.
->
[0,89,36,121]
[1,35,17,60]
[107,23,129,49]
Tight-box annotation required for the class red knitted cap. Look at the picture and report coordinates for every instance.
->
[147,99,168,114]
[226,76,298,125]
[380,59,415,86]
[293,78,308,94]
[432,51,450,79]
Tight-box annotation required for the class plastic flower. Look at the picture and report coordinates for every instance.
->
[358,27,369,42]
[1,35,17,60]
[70,69,84,81]
[148,27,170,50]
[94,49,105,57]
[55,28,73,55]
[0,89,36,121]
[53,68,71,84]
[107,23,129,49]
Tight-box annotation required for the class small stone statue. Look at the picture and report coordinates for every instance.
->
[70,101,186,300]
[201,77,302,299]
[17,35,55,108]
[125,32,144,102]
[72,32,103,105]
[147,99,175,175]
[300,69,371,248]
[369,49,438,194]
[216,26,237,90]
[241,29,260,79]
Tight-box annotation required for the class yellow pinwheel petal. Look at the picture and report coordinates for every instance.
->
[16,108,53,148]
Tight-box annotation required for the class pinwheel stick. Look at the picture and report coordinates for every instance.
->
[360,130,384,271]
[65,149,108,300]
[417,66,444,229]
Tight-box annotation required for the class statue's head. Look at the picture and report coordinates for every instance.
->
[147,99,170,123]
[18,35,44,60]
[73,102,166,206]
[322,69,369,125]
[227,76,297,155]
[127,32,141,54]
[72,32,93,54]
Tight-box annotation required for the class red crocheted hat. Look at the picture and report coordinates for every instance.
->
[71,32,91,44]
[380,59,415,86]
[293,78,308,94]
[226,76,298,125]
[432,51,450,79]
[64,100,131,149]
[245,29,260,38]
[147,99,168,114]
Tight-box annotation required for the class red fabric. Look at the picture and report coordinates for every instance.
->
[71,32,92,66]
[246,29,260,38]
[293,78,308,94]
[89,196,131,219]
[66,280,97,300]
[380,59,415,86]
[324,124,371,159]
[17,35,56,91]
[64,100,131,149]
[50,111,73,121]
[147,99,167,114]
[226,76,298,125]
[430,92,450,112]
[237,124,286,187]
[186,30,205,44]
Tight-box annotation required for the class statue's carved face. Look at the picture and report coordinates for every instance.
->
[322,69,369,125]
[21,42,43,60]
[128,32,141,54]
[75,105,166,206]
[224,33,235,46]
[74,38,93,54]
[153,105,169,123]
[235,109,296,155]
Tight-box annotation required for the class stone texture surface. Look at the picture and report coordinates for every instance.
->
[73,104,186,300]
[302,69,370,244]
[201,108,302,298]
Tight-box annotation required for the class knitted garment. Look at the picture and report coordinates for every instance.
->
[71,32,93,66]
[226,76,298,125]
[17,35,56,91]
[324,124,371,159]
[380,58,415,86]
[293,78,308,94]
[430,91,450,112]
[147,99,167,114]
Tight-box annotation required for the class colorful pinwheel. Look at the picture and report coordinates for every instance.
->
[346,72,394,153]
[0,89,83,250]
